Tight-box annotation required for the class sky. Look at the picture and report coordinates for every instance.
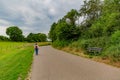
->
[0,0,84,36]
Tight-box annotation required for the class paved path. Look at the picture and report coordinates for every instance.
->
[31,46,120,80]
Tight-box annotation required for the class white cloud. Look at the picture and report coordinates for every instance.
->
[0,19,12,36]
[0,19,11,26]
[0,0,84,36]
[0,26,8,36]
[43,0,52,5]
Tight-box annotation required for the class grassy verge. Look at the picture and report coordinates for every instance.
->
[0,42,33,80]
[52,34,120,68]
[56,46,120,68]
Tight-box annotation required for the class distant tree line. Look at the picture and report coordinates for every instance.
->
[0,26,47,42]
[27,33,47,42]
[0,35,10,41]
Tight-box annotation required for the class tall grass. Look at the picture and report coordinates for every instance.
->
[103,44,120,62]
[102,31,120,62]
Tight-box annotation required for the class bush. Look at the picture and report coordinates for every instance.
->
[102,31,120,62]
[103,13,120,36]
[110,30,120,45]
[52,40,70,48]
[89,25,103,38]
[103,44,120,62]
[71,37,109,50]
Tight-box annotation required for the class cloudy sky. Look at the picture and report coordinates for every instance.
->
[0,0,84,36]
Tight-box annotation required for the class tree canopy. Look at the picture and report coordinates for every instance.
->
[27,33,47,42]
[49,9,80,42]
[6,26,24,41]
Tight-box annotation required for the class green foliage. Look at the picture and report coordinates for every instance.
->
[70,39,86,49]
[26,33,47,42]
[0,26,48,42]
[64,9,79,25]
[88,23,103,38]
[70,37,109,50]
[103,13,120,36]
[55,21,80,41]
[103,44,120,62]
[38,33,47,42]
[52,40,70,48]
[49,22,57,42]
[79,0,102,27]
[6,26,24,41]
[49,9,80,42]
[0,36,10,41]
[110,30,120,45]
[100,0,120,36]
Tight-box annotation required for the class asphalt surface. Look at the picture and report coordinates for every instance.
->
[31,46,120,80]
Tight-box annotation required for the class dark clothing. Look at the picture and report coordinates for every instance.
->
[34,45,39,55]
[35,48,38,55]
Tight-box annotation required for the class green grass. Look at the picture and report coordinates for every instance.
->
[0,42,34,80]
[38,42,51,46]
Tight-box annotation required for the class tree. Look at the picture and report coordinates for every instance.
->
[57,21,79,41]
[98,0,120,36]
[6,26,24,41]
[49,9,81,42]
[38,33,47,42]
[26,33,35,42]
[51,20,80,41]
[49,22,57,42]
[26,33,47,42]
[79,0,102,27]
[64,9,79,25]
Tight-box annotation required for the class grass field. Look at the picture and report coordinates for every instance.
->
[0,42,51,80]
[0,42,34,80]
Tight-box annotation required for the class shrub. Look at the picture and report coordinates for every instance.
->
[103,44,120,62]
[52,40,70,48]
[71,37,109,49]
[110,30,120,45]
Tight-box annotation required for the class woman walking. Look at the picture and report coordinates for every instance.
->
[34,43,39,55]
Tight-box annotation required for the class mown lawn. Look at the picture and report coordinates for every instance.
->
[0,42,34,80]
